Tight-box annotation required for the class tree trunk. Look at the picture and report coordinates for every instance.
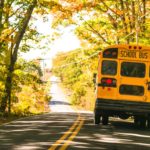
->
[0,0,5,49]
[119,0,129,44]
[0,0,37,114]
[0,0,4,25]
[141,0,146,32]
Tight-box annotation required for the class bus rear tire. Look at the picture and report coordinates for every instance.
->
[134,116,147,128]
[147,115,150,128]
[102,115,109,125]
[134,116,140,127]
[94,113,101,125]
[139,118,146,128]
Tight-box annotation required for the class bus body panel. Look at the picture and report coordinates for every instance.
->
[95,98,150,115]
[117,60,148,102]
[147,62,150,103]
[94,44,150,127]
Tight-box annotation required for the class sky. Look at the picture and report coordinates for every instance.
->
[21,15,81,69]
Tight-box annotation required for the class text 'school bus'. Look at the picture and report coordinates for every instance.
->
[93,44,150,128]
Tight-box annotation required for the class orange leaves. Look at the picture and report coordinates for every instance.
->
[51,5,60,13]
[73,3,83,12]
[114,9,124,16]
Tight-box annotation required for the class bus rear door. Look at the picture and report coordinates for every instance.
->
[118,60,147,102]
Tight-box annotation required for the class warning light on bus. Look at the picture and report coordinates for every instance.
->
[129,46,132,49]
[128,45,143,50]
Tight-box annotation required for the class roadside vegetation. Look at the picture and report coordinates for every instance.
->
[0,58,51,124]
[52,48,98,110]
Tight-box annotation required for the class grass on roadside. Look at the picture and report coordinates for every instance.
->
[0,115,20,125]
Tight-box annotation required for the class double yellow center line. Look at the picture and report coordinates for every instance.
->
[48,114,84,150]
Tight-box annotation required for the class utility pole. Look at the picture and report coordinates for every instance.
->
[38,58,51,82]
[38,58,46,81]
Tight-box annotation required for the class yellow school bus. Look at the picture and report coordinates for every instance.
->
[94,44,150,128]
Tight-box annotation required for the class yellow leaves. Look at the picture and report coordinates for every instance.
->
[51,5,59,13]
[1,28,13,36]
[14,83,49,114]
[39,0,58,3]
[39,0,59,8]
[0,28,15,43]
[34,8,48,15]
[3,6,11,14]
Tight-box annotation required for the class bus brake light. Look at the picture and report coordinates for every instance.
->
[106,79,112,84]
[101,78,117,87]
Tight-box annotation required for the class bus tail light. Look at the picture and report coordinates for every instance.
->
[101,78,117,87]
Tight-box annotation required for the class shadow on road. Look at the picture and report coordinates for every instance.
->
[0,112,150,150]
[49,100,70,105]
[0,112,79,150]
[69,113,150,150]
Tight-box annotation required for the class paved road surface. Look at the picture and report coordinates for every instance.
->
[49,76,74,113]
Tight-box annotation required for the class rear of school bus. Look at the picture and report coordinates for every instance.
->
[94,44,150,128]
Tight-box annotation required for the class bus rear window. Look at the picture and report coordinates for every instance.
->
[101,60,117,75]
[121,62,145,78]
[119,84,144,96]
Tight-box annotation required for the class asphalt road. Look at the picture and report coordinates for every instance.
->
[0,76,150,150]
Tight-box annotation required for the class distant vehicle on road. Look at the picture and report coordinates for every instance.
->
[94,44,150,128]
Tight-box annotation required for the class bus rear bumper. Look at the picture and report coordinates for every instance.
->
[95,98,150,115]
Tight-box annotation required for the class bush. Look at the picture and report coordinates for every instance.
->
[71,82,86,105]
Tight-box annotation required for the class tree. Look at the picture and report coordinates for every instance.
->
[0,0,56,114]
[73,0,150,46]
[0,0,37,114]
[43,0,149,45]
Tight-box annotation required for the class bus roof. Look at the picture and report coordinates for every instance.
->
[104,44,150,51]
[100,44,150,61]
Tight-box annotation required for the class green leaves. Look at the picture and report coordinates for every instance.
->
[0,0,51,114]
[49,0,150,45]
[52,47,99,109]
